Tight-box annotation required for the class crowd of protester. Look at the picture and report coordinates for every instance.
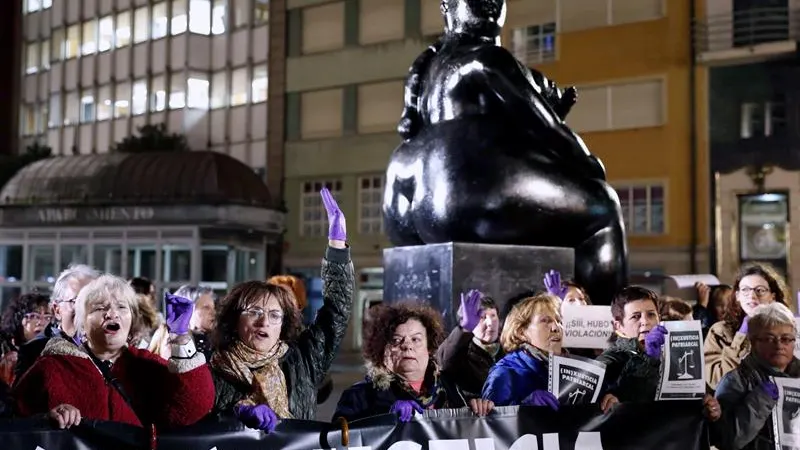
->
[0,188,792,450]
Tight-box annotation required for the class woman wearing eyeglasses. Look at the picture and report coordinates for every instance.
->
[0,293,51,389]
[209,188,355,432]
[704,263,789,390]
[710,302,799,450]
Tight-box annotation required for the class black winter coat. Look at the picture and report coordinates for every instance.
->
[211,245,354,420]
[14,323,72,386]
[596,335,661,402]
[436,327,503,398]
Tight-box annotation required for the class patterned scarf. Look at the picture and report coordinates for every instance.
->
[393,361,448,409]
[211,340,293,418]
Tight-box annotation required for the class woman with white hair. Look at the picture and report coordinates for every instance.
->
[12,274,214,430]
[711,302,800,450]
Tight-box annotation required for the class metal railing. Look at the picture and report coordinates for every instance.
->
[693,7,800,54]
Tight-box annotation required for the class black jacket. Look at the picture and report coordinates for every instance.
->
[436,327,503,398]
[13,323,71,386]
[211,245,354,420]
[596,335,661,402]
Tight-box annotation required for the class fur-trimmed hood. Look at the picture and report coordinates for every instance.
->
[365,360,441,391]
[41,337,90,360]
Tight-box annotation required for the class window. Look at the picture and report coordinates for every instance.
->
[233,0,251,28]
[300,88,343,139]
[357,81,403,133]
[97,85,112,121]
[190,0,212,35]
[114,82,131,118]
[42,0,51,8]
[41,40,50,70]
[741,100,786,139]
[151,75,167,112]
[230,67,248,106]
[302,3,344,54]
[21,104,36,135]
[134,7,150,43]
[211,70,227,108]
[116,11,132,47]
[25,0,41,13]
[511,23,556,65]
[568,79,664,132]
[152,3,169,39]
[82,20,98,55]
[25,42,39,74]
[48,94,61,127]
[615,184,665,235]
[80,93,95,123]
[98,16,114,52]
[359,0,404,45]
[132,79,148,115]
[212,0,227,34]
[64,92,79,125]
[172,0,189,35]
[301,180,342,237]
[358,176,384,234]
[254,0,269,25]
[188,74,210,108]
[251,64,268,103]
[559,0,662,32]
[65,25,80,59]
[51,28,64,62]
[169,75,186,109]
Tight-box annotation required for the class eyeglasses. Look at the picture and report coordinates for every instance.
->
[738,286,771,298]
[241,307,284,325]
[57,297,77,306]
[390,335,426,349]
[755,335,796,346]
[24,312,53,322]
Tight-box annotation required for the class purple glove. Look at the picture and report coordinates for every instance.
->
[234,404,279,433]
[738,316,750,334]
[164,292,193,335]
[543,270,568,299]
[458,290,483,331]
[321,187,346,241]
[644,325,669,359]
[390,400,423,422]
[522,390,560,411]
[761,381,779,401]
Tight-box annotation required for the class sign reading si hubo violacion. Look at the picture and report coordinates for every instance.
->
[562,305,614,349]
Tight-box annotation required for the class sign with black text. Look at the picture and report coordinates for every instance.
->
[548,353,607,405]
[656,320,705,400]
[773,377,800,450]
[562,305,614,349]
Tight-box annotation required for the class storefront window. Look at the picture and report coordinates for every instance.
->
[201,245,228,284]
[29,245,56,283]
[94,245,122,274]
[0,245,23,282]
[60,245,88,268]
[127,246,157,279]
[163,245,192,282]
[236,249,263,282]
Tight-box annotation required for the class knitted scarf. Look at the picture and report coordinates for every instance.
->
[211,340,292,418]
[392,361,448,409]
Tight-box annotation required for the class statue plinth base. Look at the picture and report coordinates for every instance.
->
[382,242,574,329]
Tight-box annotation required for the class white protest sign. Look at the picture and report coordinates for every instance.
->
[562,305,614,349]
[668,274,720,289]
[772,377,800,449]
[655,320,705,401]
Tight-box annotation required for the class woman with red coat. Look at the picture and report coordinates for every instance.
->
[13,274,214,430]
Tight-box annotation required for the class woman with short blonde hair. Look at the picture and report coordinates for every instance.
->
[500,294,561,352]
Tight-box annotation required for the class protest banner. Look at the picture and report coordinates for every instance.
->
[548,353,607,405]
[562,305,614,349]
[656,320,705,400]
[773,377,800,450]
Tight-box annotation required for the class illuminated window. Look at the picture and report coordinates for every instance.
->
[98,16,114,52]
[511,23,556,65]
[614,185,665,235]
[152,3,169,39]
[230,68,248,106]
[188,74,210,108]
[212,0,227,34]
[48,94,61,127]
[233,0,251,28]
[25,0,41,14]
[251,64,268,103]
[301,180,342,237]
[190,0,212,35]
[42,0,51,8]
[172,0,188,35]
[254,0,269,25]
[134,7,150,43]
[25,42,39,74]
[170,75,186,109]
[211,70,227,109]
[97,85,112,121]
[65,24,80,59]
[151,76,167,112]
[358,175,384,234]
[51,28,64,62]
[64,92,79,125]
[116,11,132,47]
[114,82,131,118]
[82,20,98,55]
[132,79,148,115]
[21,104,35,135]
[41,40,50,70]
[80,93,95,123]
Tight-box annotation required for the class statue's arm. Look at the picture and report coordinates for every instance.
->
[397,40,443,141]
[528,68,577,120]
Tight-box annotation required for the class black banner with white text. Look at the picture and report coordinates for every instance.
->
[0,402,709,450]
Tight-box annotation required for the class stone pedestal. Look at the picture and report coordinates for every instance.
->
[382,242,574,330]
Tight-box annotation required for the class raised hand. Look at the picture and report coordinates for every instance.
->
[320,187,346,242]
[235,404,280,433]
[738,315,750,335]
[458,290,483,331]
[543,270,568,299]
[522,390,559,411]
[165,292,193,335]
[390,400,423,422]
[760,380,779,401]
[644,325,668,359]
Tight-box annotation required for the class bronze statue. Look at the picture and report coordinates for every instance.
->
[382,0,628,304]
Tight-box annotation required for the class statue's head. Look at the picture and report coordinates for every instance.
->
[441,0,506,38]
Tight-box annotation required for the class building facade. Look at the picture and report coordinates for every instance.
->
[696,0,800,294]
[279,0,710,348]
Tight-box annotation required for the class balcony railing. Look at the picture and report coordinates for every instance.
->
[693,7,800,56]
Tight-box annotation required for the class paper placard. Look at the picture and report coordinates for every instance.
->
[772,377,800,449]
[668,274,721,289]
[655,320,705,400]
[548,353,607,405]
[562,305,614,349]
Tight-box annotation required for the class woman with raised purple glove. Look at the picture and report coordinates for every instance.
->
[482,294,563,409]
[543,270,591,309]
[436,289,503,398]
[210,187,355,432]
[705,263,788,390]
[13,275,214,430]
[595,286,666,412]
[334,303,495,423]
[712,302,799,450]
